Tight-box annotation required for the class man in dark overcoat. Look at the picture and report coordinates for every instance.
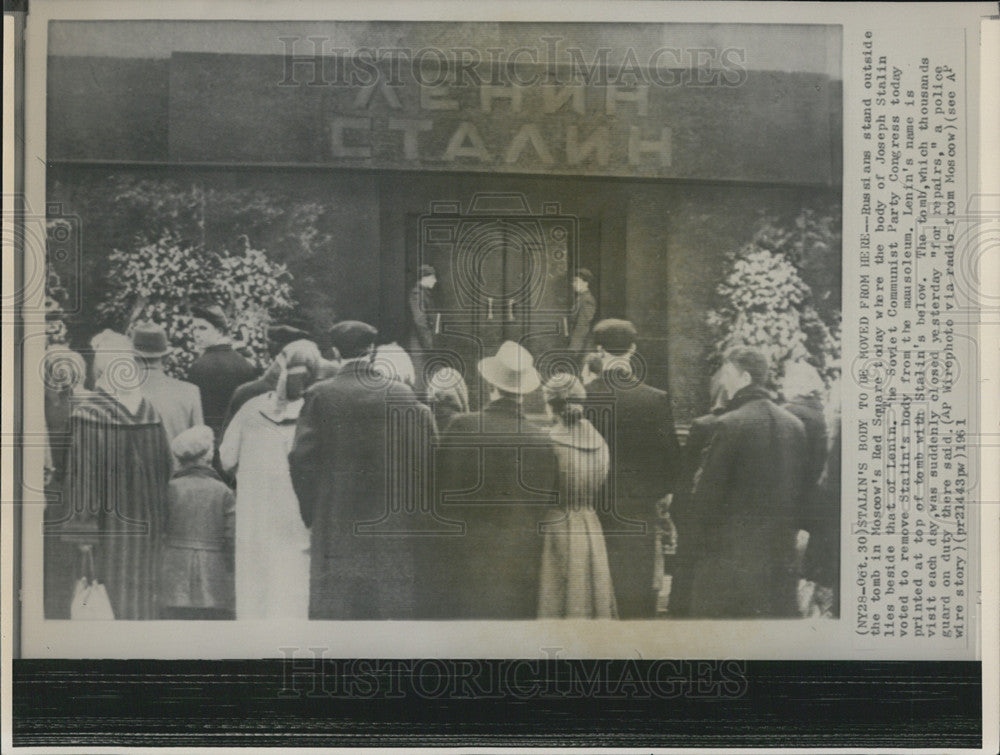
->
[779,360,830,577]
[587,319,680,619]
[288,321,437,620]
[424,340,558,619]
[186,304,258,440]
[805,415,841,617]
[667,367,731,617]
[585,319,681,618]
[681,347,808,618]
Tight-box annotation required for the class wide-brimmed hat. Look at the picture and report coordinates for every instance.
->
[131,322,172,358]
[418,264,436,278]
[478,341,540,395]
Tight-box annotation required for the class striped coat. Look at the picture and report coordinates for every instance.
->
[64,389,172,619]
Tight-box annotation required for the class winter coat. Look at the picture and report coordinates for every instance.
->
[568,290,597,354]
[187,344,258,438]
[680,384,807,618]
[140,365,204,442]
[288,359,436,619]
[783,395,829,533]
[585,370,681,617]
[537,419,617,618]
[158,464,235,610]
[422,395,559,619]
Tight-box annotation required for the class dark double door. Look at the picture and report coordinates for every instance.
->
[382,175,620,411]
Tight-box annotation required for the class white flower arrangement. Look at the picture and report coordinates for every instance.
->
[97,234,296,378]
[707,210,841,387]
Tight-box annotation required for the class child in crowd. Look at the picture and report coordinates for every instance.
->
[159,425,235,620]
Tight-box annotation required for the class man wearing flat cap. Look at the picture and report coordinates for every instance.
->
[424,340,558,619]
[289,321,437,620]
[132,322,204,443]
[186,304,259,441]
[586,318,681,618]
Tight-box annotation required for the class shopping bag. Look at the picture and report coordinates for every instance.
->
[70,579,115,620]
[70,545,115,620]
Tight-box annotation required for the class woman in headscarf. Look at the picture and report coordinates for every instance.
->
[537,373,617,618]
[63,332,173,619]
[425,366,469,432]
[219,339,320,619]
[372,342,417,389]
[222,339,340,432]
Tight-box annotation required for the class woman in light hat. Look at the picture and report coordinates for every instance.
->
[537,373,617,618]
[425,366,469,431]
[373,341,417,389]
[220,340,318,619]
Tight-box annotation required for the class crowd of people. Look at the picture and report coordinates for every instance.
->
[43,302,840,621]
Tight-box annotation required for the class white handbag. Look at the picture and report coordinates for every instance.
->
[70,545,115,620]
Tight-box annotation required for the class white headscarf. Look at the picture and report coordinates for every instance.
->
[92,332,144,413]
[373,342,416,388]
